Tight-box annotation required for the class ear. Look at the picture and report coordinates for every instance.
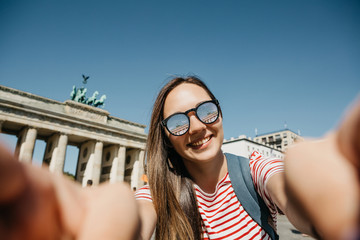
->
[336,96,360,175]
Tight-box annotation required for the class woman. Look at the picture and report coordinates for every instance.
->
[1,75,358,239]
[135,76,314,240]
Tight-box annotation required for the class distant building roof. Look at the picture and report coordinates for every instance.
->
[255,128,300,137]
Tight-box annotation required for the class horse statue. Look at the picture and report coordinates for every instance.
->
[69,75,106,108]
[94,95,107,107]
[70,85,77,100]
[74,87,87,103]
[86,91,99,105]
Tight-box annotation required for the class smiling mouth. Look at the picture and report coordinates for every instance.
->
[188,136,212,147]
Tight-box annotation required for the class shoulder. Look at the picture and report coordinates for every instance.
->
[249,152,284,176]
[248,151,284,192]
[134,185,152,202]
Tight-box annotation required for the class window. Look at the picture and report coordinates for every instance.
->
[80,162,87,171]
[106,152,111,162]
[283,133,287,138]
[126,155,131,165]
[82,147,88,158]
[101,166,111,174]
[124,168,133,176]
[47,141,53,153]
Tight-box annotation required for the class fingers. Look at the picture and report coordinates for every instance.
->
[336,96,360,176]
[0,142,141,240]
[78,183,141,240]
[0,149,63,239]
[285,136,360,240]
[0,143,77,239]
[0,143,27,203]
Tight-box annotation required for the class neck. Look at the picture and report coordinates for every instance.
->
[184,151,227,194]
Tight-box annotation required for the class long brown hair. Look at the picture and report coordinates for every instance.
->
[146,76,219,240]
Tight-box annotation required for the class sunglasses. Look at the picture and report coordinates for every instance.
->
[161,99,220,136]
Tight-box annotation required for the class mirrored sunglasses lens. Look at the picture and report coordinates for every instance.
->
[197,102,218,124]
[166,114,189,135]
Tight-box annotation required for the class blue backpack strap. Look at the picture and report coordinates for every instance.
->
[225,153,279,240]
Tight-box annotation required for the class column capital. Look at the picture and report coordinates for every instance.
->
[20,125,39,132]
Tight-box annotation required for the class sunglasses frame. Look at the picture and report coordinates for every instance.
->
[161,99,220,136]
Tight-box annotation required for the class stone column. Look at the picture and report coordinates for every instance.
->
[92,141,103,185]
[17,127,37,163]
[110,145,126,183]
[49,133,68,174]
[135,150,145,189]
[83,141,103,186]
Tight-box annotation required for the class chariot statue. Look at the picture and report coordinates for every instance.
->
[70,75,106,108]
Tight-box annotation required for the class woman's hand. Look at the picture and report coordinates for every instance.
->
[284,98,360,240]
[0,143,140,240]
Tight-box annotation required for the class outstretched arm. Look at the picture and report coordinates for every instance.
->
[266,172,317,237]
[136,200,157,240]
[283,97,360,240]
[0,143,141,240]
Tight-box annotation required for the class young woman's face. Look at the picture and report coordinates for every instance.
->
[163,83,224,164]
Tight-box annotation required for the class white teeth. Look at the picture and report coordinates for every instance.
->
[191,136,211,146]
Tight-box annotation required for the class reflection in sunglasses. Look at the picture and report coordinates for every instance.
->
[202,112,218,123]
[171,123,189,136]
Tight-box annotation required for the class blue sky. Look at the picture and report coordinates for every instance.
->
[1,1,359,172]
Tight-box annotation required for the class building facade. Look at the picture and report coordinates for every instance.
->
[0,85,147,189]
[222,135,284,159]
[253,129,303,152]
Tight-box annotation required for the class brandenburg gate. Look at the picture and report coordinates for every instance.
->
[0,85,147,189]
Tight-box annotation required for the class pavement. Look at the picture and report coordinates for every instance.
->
[277,214,315,239]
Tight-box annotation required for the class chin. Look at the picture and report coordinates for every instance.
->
[190,147,222,162]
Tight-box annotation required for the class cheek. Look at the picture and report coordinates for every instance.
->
[168,135,185,151]
[169,137,189,159]
[213,117,224,136]
[215,126,224,143]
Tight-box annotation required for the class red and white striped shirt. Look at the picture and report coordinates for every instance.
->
[135,152,283,239]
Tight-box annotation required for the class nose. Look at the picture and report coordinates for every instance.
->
[187,112,206,135]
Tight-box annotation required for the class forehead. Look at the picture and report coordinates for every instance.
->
[163,83,212,117]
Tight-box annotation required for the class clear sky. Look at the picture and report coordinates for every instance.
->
[1,1,359,172]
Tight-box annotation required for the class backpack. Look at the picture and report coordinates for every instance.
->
[225,152,279,240]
